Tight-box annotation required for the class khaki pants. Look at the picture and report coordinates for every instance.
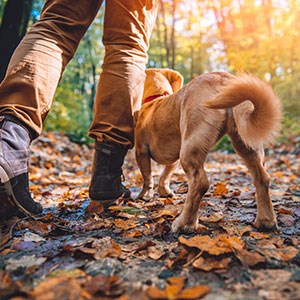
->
[0,0,158,148]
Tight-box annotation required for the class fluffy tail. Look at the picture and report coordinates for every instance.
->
[205,74,282,149]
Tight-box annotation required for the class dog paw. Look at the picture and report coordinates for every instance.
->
[136,189,154,201]
[254,217,278,231]
[157,186,174,198]
[171,216,198,234]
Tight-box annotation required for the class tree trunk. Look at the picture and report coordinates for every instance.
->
[0,0,33,82]
[170,0,176,69]
[159,0,170,67]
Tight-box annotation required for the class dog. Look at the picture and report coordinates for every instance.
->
[134,68,282,233]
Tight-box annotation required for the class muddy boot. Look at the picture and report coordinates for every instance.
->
[89,142,131,206]
[0,116,43,220]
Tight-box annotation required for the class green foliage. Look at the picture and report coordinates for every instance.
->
[15,0,300,143]
[214,135,234,152]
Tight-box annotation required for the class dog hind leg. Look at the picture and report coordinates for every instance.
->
[135,150,154,200]
[172,149,209,233]
[228,132,277,230]
[158,161,178,197]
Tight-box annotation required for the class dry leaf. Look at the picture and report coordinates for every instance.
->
[179,285,210,299]
[30,277,87,300]
[199,211,224,223]
[146,277,210,300]
[192,257,231,271]
[236,249,266,267]
[86,201,104,214]
[213,182,229,196]
[114,219,137,230]
[221,224,252,236]
[94,240,122,259]
[249,232,270,240]
[147,246,166,260]
[179,235,243,256]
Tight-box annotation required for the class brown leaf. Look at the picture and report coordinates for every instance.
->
[84,275,123,297]
[134,240,156,252]
[114,219,137,230]
[30,277,87,300]
[94,240,122,259]
[256,240,298,262]
[147,246,166,260]
[86,201,104,214]
[221,224,252,236]
[199,211,224,223]
[122,229,143,238]
[249,232,270,239]
[236,249,266,267]
[179,235,244,256]
[0,271,19,298]
[192,257,231,271]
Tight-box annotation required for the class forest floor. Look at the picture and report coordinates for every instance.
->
[0,132,299,300]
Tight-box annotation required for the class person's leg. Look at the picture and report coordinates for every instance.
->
[0,0,102,218]
[88,0,159,203]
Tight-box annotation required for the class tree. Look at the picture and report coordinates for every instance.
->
[0,0,33,82]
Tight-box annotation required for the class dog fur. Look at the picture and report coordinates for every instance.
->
[135,68,282,233]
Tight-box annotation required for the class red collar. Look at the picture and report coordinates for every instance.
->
[143,92,169,104]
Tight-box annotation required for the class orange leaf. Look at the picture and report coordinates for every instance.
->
[166,277,185,299]
[179,235,233,256]
[249,232,270,240]
[146,277,210,300]
[146,286,167,299]
[213,182,229,196]
[192,257,231,271]
[178,285,210,299]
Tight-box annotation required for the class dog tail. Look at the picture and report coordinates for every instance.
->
[204,74,282,149]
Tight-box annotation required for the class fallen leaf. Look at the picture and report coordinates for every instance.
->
[93,239,122,259]
[86,201,104,214]
[192,257,231,271]
[23,232,45,243]
[236,249,266,267]
[148,246,166,260]
[199,211,224,223]
[30,276,88,300]
[179,235,234,255]
[123,229,143,238]
[180,234,245,257]
[146,276,210,300]
[249,232,270,240]
[114,219,137,230]
[221,224,252,236]
[213,182,229,196]
[179,285,210,299]
[84,274,123,297]
[6,255,47,272]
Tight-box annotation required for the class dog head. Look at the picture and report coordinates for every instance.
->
[142,68,184,104]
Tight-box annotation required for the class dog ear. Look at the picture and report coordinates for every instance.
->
[163,69,184,93]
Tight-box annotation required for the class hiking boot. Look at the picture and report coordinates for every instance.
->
[89,142,131,206]
[0,115,43,220]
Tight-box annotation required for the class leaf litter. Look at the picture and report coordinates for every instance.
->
[0,132,299,300]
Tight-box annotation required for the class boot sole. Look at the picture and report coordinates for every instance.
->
[0,165,40,217]
[91,191,131,208]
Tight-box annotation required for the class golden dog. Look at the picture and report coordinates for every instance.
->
[134,68,282,233]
